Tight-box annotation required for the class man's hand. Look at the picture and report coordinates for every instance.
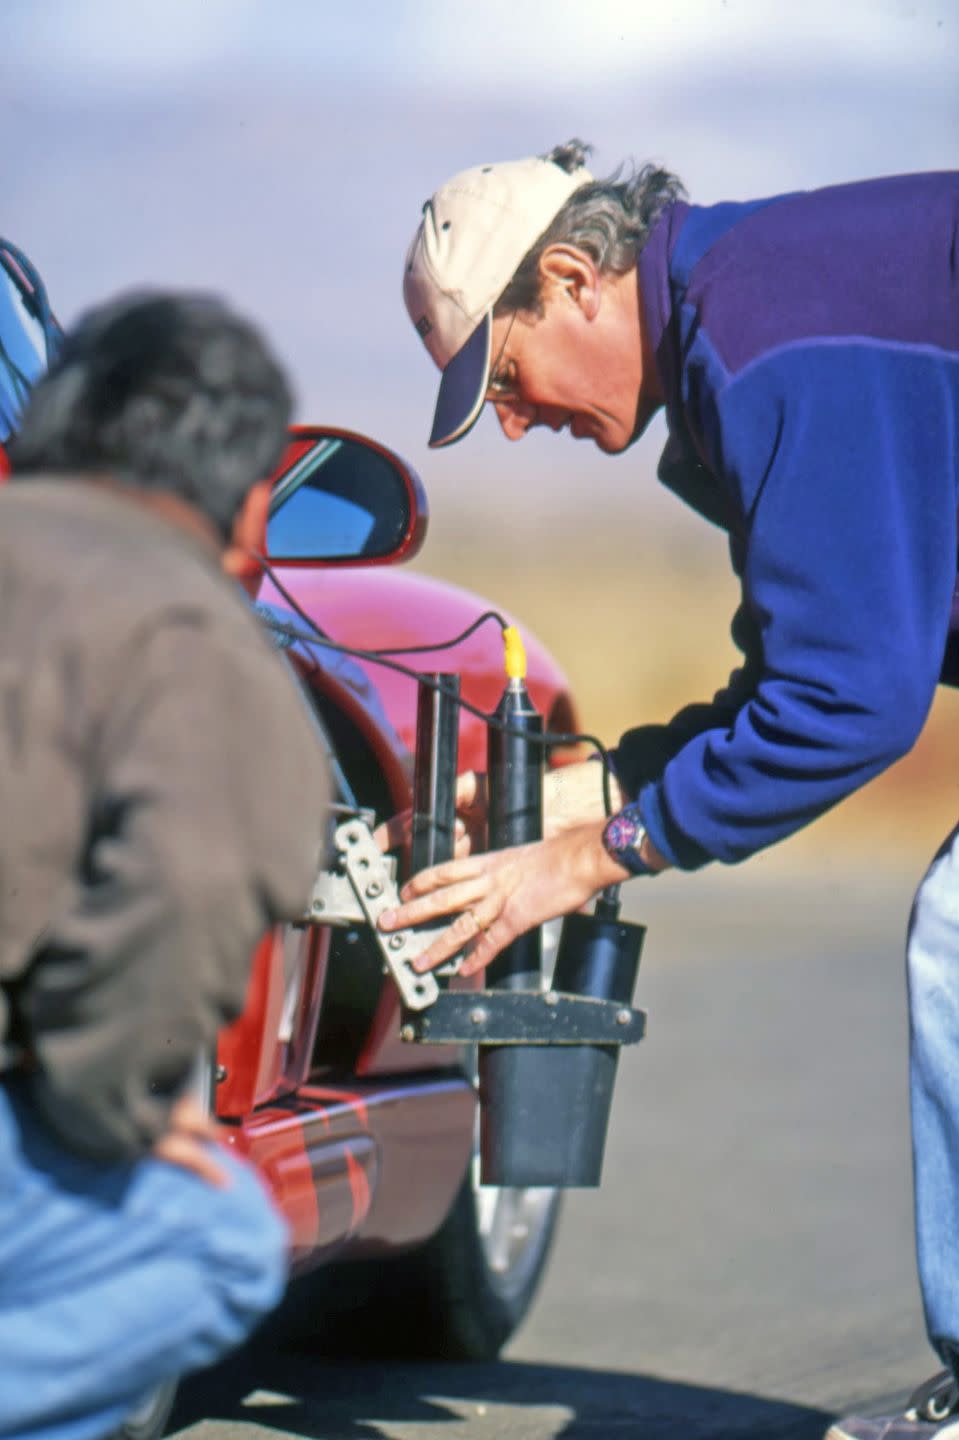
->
[373,770,487,858]
[152,1094,229,1188]
[373,761,623,859]
[544,759,624,835]
[378,820,631,976]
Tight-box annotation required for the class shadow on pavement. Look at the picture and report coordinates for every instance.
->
[171,1337,836,1439]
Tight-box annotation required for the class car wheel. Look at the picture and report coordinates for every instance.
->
[285,1134,562,1363]
[286,923,564,1360]
[111,1381,178,1440]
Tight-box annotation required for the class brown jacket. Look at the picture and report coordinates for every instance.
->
[0,478,330,1160]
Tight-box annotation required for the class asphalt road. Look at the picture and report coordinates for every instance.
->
[170,854,935,1439]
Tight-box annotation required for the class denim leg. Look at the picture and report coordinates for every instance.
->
[908,821,959,1373]
[0,1081,289,1440]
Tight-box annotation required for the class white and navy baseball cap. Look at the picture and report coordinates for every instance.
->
[403,151,593,448]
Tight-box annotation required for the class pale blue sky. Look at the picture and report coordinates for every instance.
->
[3,0,956,514]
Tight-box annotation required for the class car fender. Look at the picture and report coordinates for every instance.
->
[258,565,581,798]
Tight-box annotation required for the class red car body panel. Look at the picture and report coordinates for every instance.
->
[258,565,579,779]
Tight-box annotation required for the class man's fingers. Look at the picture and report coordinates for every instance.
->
[400,855,486,902]
[455,770,485,811]
[167,1094,221,1141]
[373,807,413,853]
[173,1112,222,1143]
[410,903,498,972]
[410,924,471,973]
[153,1133,229,1188]
[460,918,512,976]
[381,874,489,934]
[375,774,486,859]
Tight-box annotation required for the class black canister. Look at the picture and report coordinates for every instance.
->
[479,907,645,1187]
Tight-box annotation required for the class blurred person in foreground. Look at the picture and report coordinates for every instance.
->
[0,292,330,1439]
[386,142,959,1439]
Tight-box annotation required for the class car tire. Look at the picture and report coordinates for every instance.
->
[384,1159,562,1360]
[283,1160,561,1362]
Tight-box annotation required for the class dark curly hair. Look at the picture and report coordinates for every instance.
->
[9,292,292,539]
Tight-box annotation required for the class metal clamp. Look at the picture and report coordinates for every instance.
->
[303,818,450,1011]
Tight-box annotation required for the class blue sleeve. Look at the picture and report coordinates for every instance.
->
[613,585,762,797]
[639,342,958,868]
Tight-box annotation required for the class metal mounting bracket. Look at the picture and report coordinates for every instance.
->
[304,817,647,1040]
[306,818,445,1011]
[400,988,647,1045]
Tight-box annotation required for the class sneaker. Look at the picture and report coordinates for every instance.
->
[827,1371,959,1438]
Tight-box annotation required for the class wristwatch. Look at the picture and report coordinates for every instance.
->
[602,802,656,876]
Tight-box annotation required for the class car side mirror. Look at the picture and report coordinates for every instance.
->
[266,425,428,566]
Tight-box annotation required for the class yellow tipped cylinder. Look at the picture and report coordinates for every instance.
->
[503,625,527,680]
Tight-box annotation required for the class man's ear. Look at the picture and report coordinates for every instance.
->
[223,479,272,596]
[538,244,601,320]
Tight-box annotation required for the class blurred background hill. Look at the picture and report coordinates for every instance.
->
[4,0,958,878]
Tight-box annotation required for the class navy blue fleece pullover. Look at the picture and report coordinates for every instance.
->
[613,173,959,869]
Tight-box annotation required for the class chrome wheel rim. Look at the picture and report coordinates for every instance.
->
[474,1180,557,1291]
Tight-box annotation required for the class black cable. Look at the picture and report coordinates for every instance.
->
[255,555,617,817]
[254,597,505,659]
[366,608,508,656]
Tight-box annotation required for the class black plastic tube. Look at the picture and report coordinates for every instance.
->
[485,676,543,988]
[481,909,646,1186]
[411,672,460,874]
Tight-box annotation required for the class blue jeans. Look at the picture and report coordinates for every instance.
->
[909,822,959,1374]
[0,1079,289,1440]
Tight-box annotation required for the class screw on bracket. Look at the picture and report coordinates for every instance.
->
[616,1008,632,1026]
[400,1024,415,1042]
[388,934,406,951]
[365,880,384,899]
[469,1006,489,1026]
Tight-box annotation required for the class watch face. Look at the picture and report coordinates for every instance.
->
[604,810,642,855]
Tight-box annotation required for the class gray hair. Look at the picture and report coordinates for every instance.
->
[495,139,685,317]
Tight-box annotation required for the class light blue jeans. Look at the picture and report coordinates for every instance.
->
[0,1079,289,1440]
[909,823,959,1375]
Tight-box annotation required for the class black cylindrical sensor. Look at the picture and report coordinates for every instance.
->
[480,661,546,1183]
[485,674,543,989]
[411,672,460,874]
[481,908,646,1187]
